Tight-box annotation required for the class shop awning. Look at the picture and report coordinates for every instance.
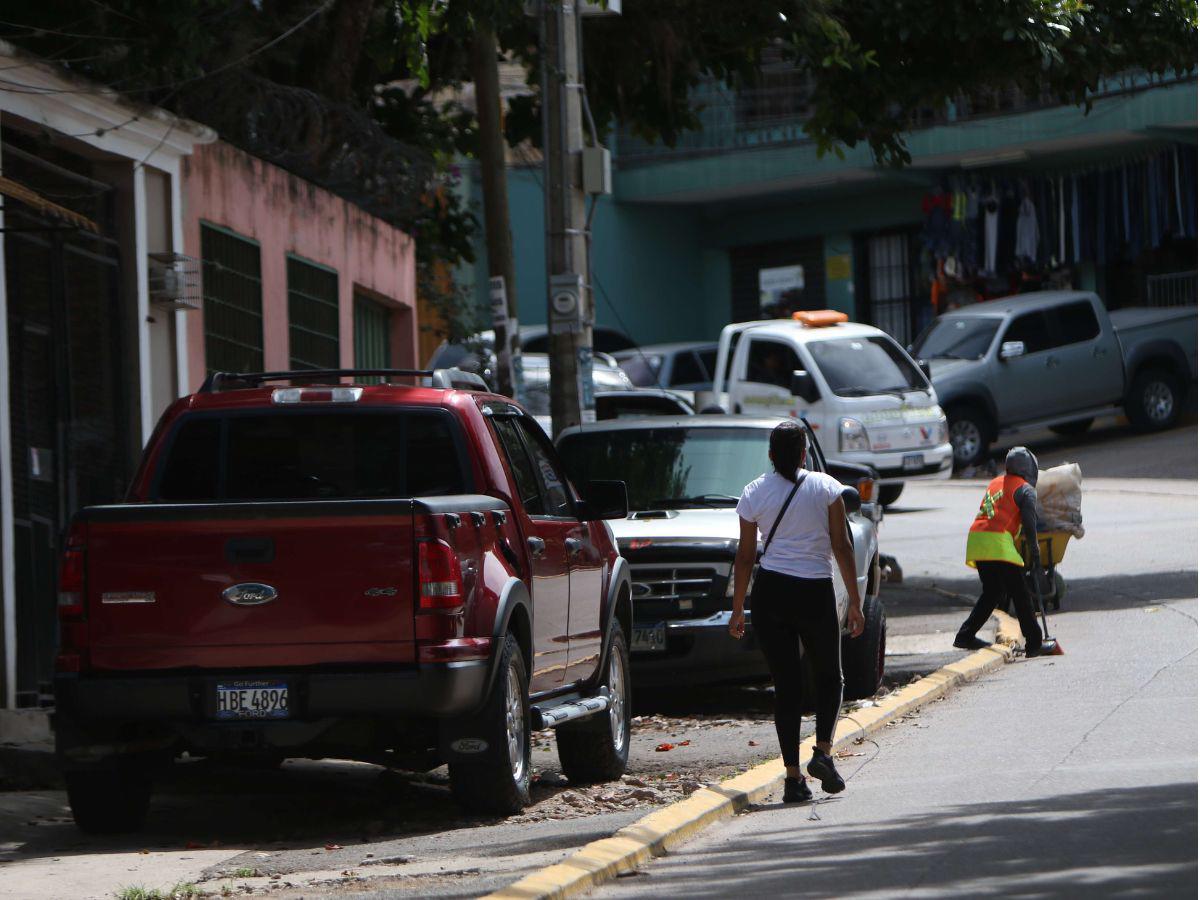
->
[0,174,99,233]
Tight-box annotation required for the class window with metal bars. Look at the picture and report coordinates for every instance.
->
[353,293,392,382]
[200,224,264,373]
[287,255,340,370]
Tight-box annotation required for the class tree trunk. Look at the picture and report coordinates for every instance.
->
[471,24,520,399]
[319,0,373,103]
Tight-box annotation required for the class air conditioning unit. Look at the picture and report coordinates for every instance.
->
[147,252,201,312]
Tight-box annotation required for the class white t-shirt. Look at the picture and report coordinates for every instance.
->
[735,469,845,579]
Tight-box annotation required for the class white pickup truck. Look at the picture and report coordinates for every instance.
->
[912,290,1198,467]
[710,314,953,506]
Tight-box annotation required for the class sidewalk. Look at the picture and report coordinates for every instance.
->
[596,596,1198,897]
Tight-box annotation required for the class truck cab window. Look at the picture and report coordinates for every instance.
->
[746,339,802,389]
[1003,310,1057,354]
[491,418,545,515]
[669,352,706,386]
[1054,301,1101,345]
[515,418,574,518]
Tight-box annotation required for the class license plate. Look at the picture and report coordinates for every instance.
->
[214,681,289,720]
[902,453,925,472]
[631,622,667,653]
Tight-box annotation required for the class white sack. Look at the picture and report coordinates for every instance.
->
[1037,462,1084,538]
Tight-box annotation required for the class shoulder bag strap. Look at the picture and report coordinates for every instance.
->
[762,472,808,555]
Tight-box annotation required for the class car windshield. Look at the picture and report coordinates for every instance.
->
[806,336,926,397]
[913,317,1000,361]
[616,353,663,386]
[557,427,774,510]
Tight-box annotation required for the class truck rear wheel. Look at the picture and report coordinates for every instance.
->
[556,627,631,784]
[449,634,532,815]
[66,764,152,834]
[1126,367,1182,431]
[842,593,887,701]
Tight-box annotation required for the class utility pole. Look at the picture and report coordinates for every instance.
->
[542,0,592,436]
[471,24,521,399]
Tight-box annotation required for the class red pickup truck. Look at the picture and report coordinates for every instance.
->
[53,369,632,832]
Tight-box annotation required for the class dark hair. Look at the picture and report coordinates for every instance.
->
[769,421,807,481]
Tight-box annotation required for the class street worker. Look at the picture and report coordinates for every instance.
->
[955,446,1057,656]
[729,420,865,802]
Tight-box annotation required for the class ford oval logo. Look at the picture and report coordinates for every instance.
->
[222,583,278,607]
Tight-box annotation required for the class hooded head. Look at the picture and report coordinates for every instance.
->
[1005,446,1039,486]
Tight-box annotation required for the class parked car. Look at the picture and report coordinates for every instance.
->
[556,417,885,696]
[429,324,636,375]
[911,290,1199,467]
[613,342,720,398]
[53,367,632,832]
[711,313,952,507]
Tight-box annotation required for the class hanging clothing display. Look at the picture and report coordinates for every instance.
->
[982,192,999,273]
[1015,196,1039,262]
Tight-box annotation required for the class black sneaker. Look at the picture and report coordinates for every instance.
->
[953,636,991,650]
[807,749,846,794]
[1026,640,1058,658]
[782,776,812,803]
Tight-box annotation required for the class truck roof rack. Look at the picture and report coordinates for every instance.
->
[200,369,435,393]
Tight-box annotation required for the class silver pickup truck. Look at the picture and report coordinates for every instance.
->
[912,290,1197,467]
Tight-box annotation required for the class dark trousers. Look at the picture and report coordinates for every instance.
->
[751,569,843,767]
[958,560,1043,648]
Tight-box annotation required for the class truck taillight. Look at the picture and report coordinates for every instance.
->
[418,540,463,611]
[56,523,88,672]
[57,527,86,620]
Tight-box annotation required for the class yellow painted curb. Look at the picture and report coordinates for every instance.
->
[486,625,1018,900]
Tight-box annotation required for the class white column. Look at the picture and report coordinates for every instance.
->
[0,136,15,708]
[167,159,190,396]
[132,166,154,443]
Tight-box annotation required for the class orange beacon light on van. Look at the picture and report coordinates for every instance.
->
[792,310,849,327]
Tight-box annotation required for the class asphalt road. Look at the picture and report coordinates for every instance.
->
[0,424,1192,899]
[595,431,1199,898]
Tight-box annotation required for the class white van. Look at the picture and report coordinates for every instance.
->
[711,312,953,505]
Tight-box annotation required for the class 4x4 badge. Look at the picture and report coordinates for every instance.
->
[222,583,278,606]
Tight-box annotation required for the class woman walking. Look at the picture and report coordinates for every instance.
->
[728,421,865,802]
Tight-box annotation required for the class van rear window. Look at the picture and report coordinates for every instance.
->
[155,411,467,501]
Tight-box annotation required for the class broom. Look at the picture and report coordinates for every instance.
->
[1031,569,1064,656]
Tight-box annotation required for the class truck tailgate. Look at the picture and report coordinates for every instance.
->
[80,500,417,670]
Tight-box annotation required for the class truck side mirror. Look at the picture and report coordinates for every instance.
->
[578,480,628,521]
[840,485,862,515]
[918,359,932,380]
[790,370,819,403]
[999,341,1026,361]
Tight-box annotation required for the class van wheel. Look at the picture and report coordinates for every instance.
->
[1126,368,1181,431]
[449,634,532,815]
[843,594,887,701]
[66,765,152,834]
[947,405,991,468]
[556,627,631,784]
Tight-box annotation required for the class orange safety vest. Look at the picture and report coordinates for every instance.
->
[965,473,1028,567]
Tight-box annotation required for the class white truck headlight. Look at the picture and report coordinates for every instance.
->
[839,417,870,452]
[936,416,949,444]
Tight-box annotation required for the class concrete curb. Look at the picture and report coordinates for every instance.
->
[487,617,1021,900]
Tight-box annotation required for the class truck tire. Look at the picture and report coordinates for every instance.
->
[842,593,886,701]
[449,634,532,815]
[1126,367,1182,431]
[66,765,152,834]
[946,405,991,468]
[878,484,904,507]
[1049,418,1093,436]
[556,627,631,784]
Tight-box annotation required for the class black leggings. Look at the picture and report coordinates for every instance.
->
[751,568,843,766]
[958,560,1043,648]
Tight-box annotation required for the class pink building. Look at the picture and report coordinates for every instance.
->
[182,140,418,392]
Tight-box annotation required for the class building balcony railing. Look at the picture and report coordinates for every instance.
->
[614,70,1191,167]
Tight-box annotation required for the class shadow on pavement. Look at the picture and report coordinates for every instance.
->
[627,782,1197,898]
[911,571,1198,615]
